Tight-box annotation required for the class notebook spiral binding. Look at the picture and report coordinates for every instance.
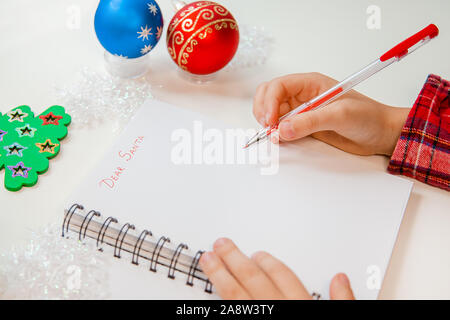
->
[62,203,213,294]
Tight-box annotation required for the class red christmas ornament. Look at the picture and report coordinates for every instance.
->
[166,1,239,75]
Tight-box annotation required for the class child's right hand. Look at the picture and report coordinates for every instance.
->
[253,72,409,156]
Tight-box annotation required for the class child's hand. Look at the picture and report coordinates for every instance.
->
[199,238,355,300]
[253,73,409,156]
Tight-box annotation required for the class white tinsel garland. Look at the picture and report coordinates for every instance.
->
[0,225,112,300]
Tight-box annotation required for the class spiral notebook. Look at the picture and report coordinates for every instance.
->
[64,99,412,299]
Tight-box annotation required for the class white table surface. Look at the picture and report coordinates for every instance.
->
[0,0,449,299]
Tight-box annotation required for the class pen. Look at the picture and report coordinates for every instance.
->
[244,24,439,149]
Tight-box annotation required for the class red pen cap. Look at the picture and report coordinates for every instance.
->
[380,24,439,62]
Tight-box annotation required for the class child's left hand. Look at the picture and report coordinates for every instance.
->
[199,238,355,300]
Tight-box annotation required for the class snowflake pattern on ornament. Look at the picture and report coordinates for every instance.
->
[156,26,162,39]
[140,44,152,55]
[113,54,128,59]
[147,3,158,15]
[137,25,152,41]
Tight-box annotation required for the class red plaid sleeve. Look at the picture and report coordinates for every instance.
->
[388,74,450,191]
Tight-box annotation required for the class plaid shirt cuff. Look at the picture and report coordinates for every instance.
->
[388,74,450,191]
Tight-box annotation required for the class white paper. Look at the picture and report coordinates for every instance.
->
[66,99,412,299]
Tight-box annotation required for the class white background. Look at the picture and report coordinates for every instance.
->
[0,0,449,299]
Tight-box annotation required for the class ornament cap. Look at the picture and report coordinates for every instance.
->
[104,51,150,79]
[171,0,187,10]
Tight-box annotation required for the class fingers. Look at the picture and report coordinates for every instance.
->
[212,238,284,299]
[201,239,357,301]
[253,73,336,127]
[199,251,251,299]
[278,106,339,141]
[329,273,356,300]
[251,251,311,299]
[263,79,287,126]
[253,82,268,126]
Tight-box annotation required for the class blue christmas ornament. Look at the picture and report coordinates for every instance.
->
[94,0,164,59]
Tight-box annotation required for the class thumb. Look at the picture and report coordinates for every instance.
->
[329,273,355,300]
[278,107,336,141]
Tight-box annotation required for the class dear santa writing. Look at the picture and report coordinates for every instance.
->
[98,136,144,189]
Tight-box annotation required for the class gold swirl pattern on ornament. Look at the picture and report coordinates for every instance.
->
[180,8,215,33]
[177,19,237,68]
[181,52,189,65]
[169,3,206,33]
[198,27,213,40]
[169,17,179,31]
[186,39,198,53]
[169,30,185,60]
[167,2,215,38]
[215,21,237,31]
[214,21,228,30]
[180,38,199,65]
[168,47,175,59]
[213,5,229,16]
[179,5,195,18]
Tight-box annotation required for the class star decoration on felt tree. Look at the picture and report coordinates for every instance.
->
[35,139,59,154]
[7,161,32,178]
[7,109,28,122]
[0,129,6,142]
[39,112,63,125]
[4,142,27,157]
[0,105,71,191]
[15,124,37,137]
[137,25,152,41]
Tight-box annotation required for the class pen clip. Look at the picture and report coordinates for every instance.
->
[379,24,439,62]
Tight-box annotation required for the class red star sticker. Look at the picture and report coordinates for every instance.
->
[39,112,63,125]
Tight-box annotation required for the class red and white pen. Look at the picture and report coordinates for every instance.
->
[244,24,439,148]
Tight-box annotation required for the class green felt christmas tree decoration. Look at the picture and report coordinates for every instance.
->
[0,105,71,191]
